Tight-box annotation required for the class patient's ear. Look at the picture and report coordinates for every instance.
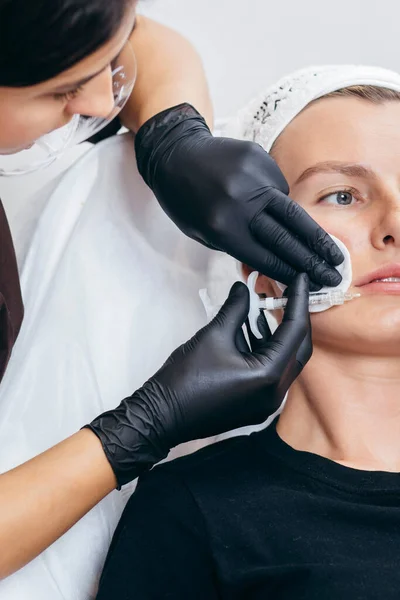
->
[241,264,279,297]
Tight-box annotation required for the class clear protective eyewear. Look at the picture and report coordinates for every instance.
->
[0,41,137,177]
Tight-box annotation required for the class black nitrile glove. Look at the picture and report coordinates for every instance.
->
[86,274,312,488]
[135,103,344,290]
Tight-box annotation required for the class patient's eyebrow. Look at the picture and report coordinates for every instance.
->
[295,162,377,185]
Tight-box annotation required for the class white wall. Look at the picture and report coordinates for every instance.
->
[139,0,400,118]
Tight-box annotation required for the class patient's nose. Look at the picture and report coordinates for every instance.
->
[372,196,400,249]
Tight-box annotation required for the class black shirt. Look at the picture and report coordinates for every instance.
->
[97,419,400,599]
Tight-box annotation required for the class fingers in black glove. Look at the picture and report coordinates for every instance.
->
[247,274,312,397]
[265,273,311,373]
[263,188,344,266]
[86,275,312,488]
[135,104,344,287]
[294,327,313,379]
[245,312,272,353]
[250,195,343,288]
[209,281,249,337]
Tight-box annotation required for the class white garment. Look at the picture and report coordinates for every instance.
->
[0,142,94,267]
[0,133,213,600]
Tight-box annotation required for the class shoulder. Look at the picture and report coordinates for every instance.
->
[121,427,290,546]
[132,433,261,509]
[117,438,252,537]
[155,434,253,480]
[131,434,251,493]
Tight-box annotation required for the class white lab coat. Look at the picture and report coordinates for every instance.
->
[0,134,214,599]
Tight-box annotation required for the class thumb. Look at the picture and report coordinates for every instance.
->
[256,273,309,371]
[295,326,313,373]
[212,282,250,334]
[282,272,310,325]
[284,327,313,391]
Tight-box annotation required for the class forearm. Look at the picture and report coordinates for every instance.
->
[0,429,116,579]
[122,15,213,132]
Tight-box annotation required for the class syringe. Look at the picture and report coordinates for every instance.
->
[259,290,361,311]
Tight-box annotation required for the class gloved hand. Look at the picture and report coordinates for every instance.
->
[135,103,344,290]
[86,274,312,488]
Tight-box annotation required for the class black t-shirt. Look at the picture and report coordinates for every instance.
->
[97,419,400,600]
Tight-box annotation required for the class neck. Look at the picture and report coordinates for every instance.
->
[278,348,400,471]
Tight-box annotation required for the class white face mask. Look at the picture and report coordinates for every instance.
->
[0,42,137,177]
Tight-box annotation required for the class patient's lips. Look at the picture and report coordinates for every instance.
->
[355,264,400,295]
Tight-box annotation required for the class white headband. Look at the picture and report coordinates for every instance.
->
[224,64,400,152]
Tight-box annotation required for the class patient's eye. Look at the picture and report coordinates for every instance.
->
[320,190,356,206]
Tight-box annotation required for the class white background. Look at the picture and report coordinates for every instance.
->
[139,0,399,118]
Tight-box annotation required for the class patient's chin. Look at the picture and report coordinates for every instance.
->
[310,296,400,355]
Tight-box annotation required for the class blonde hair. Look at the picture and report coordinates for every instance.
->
[323,85,400,103]
[270,85,400,157]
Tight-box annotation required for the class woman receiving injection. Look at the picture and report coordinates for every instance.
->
[96,65,400,600]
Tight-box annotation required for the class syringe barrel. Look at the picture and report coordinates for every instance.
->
[307,293,331,306]
[261,290,346,311]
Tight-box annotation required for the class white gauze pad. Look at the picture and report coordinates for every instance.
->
[275,234,352,313]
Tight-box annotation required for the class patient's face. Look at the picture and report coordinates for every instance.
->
[257,96,400,355]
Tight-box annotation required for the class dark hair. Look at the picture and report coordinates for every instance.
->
[0,0,133,87]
